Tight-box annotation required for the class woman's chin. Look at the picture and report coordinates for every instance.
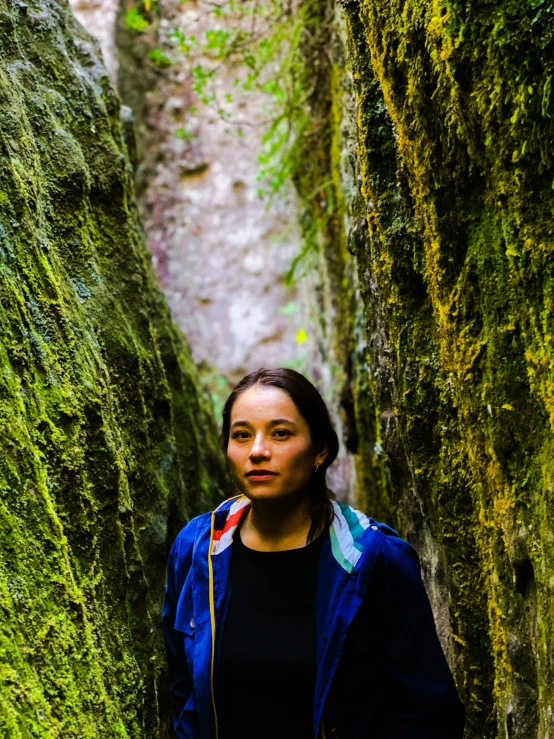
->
[243,487,284,501]
[242,485,307,504]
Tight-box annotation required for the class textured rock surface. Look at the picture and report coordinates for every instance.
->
[280,0,554,734]
[340,1,554,737]
[116,0,306,390]
[0,0,224,735]
[70,0,118,80]
[114,0,358,496]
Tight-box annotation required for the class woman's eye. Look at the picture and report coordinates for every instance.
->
[232,432,250,440]
[274,429,291,438]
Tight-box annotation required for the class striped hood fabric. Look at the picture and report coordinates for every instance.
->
[210,496,250,556]
[210,495,371,573]
[328,500,371,573]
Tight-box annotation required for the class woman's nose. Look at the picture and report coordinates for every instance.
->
[249,434,270,459]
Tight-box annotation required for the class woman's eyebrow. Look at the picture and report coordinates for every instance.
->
[269,418,296,427]
[230,418,297,430]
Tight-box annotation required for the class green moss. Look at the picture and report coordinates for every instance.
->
[0,0,225,735]
[286,0,389,509]
[340,0,554,735]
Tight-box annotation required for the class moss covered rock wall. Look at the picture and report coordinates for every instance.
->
[287,0,554,734]
[0,0,224,735]
[339,1,554,737]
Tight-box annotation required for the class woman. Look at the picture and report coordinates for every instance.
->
[163,368,466,739]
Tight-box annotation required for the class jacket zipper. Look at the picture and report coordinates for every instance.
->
[208,495,244,739]
[208,508,220,739]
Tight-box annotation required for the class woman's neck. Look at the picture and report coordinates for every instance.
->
[240,493,314,552]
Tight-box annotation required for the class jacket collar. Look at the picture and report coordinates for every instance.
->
[210,494,372,572]
[211,495,250,556]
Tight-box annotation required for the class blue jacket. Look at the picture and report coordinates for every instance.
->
[163,495,466,739]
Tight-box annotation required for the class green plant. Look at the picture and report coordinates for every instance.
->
[147,48,172,67]
[124,7,149,32]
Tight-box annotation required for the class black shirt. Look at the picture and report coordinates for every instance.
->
[220,528,323,739]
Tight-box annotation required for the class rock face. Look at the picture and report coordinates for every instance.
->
[0,1,224,736]
[113,0,359,497]
[339,2,554,737]
[70,0,118,80]
[279,0,554,734]
[116,0,306,392]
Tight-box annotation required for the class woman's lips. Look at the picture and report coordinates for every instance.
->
[245,471,278,481]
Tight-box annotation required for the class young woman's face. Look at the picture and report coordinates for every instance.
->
[227,384,327,503]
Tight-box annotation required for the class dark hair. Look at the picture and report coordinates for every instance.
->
[221,367,339,542]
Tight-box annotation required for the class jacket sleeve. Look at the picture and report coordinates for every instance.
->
[377,535,466,739]
[162,523,197,738]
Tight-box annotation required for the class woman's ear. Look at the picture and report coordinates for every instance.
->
[315,443,328,468]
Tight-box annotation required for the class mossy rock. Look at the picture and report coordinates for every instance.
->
[0,0,225,735]
[342,0,554,736]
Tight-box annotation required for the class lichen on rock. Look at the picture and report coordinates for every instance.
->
[0,0,224,735]
[280,0,554,734]
[341,0,554,736]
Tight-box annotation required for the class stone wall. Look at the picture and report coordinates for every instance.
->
[114,0,358,495]
[115,0,307,389]
[276,0,554,734]
[341,1,554,736]
[0,1,224,734]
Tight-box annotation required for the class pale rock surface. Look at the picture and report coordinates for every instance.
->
[119,0,307,388]
[69,0,119,80]
[67,0,354,499]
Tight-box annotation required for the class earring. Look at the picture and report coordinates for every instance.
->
[314,464,319,473]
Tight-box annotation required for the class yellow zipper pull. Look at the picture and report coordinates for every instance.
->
[208,508,219,739]
[208,495,247,739]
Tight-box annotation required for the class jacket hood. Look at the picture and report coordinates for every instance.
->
[210,494,379,574]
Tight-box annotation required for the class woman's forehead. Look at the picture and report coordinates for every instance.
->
[231,384,299,420]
